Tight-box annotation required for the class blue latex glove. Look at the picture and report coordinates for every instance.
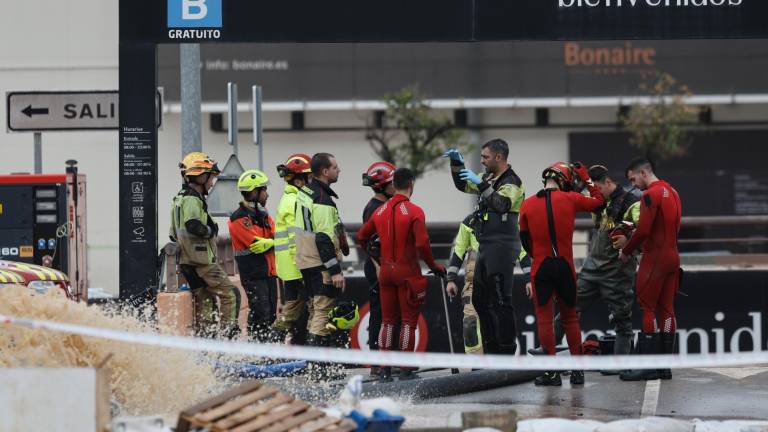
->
[442,149,464,164]
[459,169,482,185]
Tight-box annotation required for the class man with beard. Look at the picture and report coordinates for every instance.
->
[443,139,525,355]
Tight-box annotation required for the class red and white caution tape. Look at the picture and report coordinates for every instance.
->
[2,313,767,370]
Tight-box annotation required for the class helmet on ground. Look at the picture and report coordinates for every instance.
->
[583,335,601,355]
[180,152,221,178]
[362,161,395,192]
[542,162,575,192]
[327,301,360,331]
[238,169,270,193]
[277,153,312,179]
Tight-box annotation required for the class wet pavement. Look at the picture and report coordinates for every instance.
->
[398,366,768,428]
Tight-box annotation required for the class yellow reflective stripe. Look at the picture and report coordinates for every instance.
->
[15,264,47,281]
[0,270,23,284]
[52,269,68,281]
[274,231,289,239]
[2,271,18,283]
[39,266,59,280]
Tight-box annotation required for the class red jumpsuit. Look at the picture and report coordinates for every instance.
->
[357,194,440,359]
[621,180,682,335]
[519,185,604,356]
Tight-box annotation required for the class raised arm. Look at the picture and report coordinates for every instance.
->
[444,149,479,195]
[572,164,605,213]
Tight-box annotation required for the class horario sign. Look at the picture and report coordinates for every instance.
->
[119,0,768,299]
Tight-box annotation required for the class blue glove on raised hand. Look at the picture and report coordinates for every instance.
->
[459,169,483,185]
[442,149,464,164]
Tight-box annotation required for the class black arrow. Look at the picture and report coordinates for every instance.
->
[21,105,49,118]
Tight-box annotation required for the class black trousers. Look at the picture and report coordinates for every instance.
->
[471,246,519,355]
[242,276,278,341]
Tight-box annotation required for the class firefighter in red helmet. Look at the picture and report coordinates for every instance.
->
[519,161,604,386]
[361,161,396,376]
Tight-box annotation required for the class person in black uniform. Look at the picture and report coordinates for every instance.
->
[444,139,526,355]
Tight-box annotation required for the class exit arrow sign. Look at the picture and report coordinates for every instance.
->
[6,90,162,132]
[21,105,50,118]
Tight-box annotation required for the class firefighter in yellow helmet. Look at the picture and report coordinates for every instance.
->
[170,152,241,338]
[228,169,277,342]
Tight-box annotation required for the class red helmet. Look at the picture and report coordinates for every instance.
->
[363,161,395,192]
[277,153,312,179]
[542,162,575,191]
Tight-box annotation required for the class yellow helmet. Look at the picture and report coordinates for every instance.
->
[180,152,221,178]
[238,169,270,193]
[326,301,360,331]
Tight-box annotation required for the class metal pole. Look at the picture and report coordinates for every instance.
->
[252,85,263,170]
[228,82,239,157]
[438,276,460,374]
[180,44,202,156]
[33,132,42,174]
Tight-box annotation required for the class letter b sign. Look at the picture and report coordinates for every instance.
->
[167,0,222,28]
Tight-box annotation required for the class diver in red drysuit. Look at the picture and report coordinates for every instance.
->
[519,162,604,386]
[357,168,445,383]
[616,157,682,381]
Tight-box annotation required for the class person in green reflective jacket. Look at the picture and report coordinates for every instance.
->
[170,152,241,339]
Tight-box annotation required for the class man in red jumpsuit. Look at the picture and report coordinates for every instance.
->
[357,168,446,383]
[519,162,604,386]
[616,157,682,381]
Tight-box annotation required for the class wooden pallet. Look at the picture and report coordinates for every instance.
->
[176,380,357,432]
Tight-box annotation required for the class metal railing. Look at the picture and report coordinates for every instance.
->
[343,215,768,267]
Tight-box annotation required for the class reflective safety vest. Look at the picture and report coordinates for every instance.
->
[293,181,343,273]
[274,184,303,281]
[169,185,217,266]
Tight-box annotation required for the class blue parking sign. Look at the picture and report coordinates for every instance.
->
[167,0,222,28]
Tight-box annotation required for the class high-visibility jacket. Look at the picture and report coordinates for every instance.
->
[274,184,303,282]
[169,185,217,266]
[447,213,531,282]
[450,162,525,248]
[293,180,343,275]
[228,201,276,279]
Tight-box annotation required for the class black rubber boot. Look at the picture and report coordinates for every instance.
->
[658,332,675,380]
[379,367,393,383]
[620,333,661,381]
[304,334,323,381]
[534,371,562,386]
[369,366,380,377]
[398,369,420,381]
[570,370,585,385]
[600,333,633,376]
